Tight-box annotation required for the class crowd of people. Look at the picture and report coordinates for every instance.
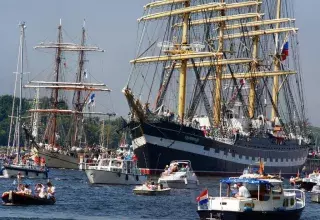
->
[16,172,55,199]
[16,182,55,199]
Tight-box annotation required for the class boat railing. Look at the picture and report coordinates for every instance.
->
[83,162,98,170]
[283,189,305,208]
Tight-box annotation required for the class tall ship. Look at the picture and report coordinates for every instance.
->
[25,20,111,169]
[123,0,310,175]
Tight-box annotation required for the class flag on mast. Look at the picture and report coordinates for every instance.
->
[281,41,289,61]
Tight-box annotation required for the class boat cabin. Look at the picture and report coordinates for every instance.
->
[88,158,141,175]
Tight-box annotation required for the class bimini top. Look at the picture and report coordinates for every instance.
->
[220,178,273,186]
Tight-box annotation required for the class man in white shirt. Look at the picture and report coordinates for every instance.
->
[235,183,251,198]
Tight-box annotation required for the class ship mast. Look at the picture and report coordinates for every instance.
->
[72,20,86,147]
[213,0,226,127]
[177,1,190,122]
[271,0,282,121]
[51,20,63,147]
[17,22,26,164]
[248,0,262,119]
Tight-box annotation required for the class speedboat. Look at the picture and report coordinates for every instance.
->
[133,182,171,196]
[311,185,320,203]
[197,177,305,220]
[158,160,199,189]
[298,172,320,191]
[2,191,55,205]
[85,157,147,185]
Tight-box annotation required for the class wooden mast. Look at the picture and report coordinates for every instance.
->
[50,21,63,147]
[248,0,262,118]
[271,0,282,121]
[213,0,225,127]
[177,0,190,122]
[72,20,86,147]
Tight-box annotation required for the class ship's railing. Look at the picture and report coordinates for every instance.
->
[80,162,98,170]
[283,189,305,208]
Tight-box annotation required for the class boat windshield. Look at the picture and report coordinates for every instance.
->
[272,183,283,195]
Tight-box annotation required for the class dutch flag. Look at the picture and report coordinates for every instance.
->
[196,189,208,205]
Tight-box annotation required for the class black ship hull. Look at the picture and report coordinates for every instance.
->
[130,121,309,176]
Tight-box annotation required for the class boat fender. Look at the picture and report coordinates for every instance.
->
[184,178,188,185]
[243,207,252,212]
[117,172,121,177]
[196,180,200,185]
[136,175,139,181]
[25,171,28,176]
[283,198,288,207]
[36,172,39,176]
[45,172,48,179]
[125,174,129,181]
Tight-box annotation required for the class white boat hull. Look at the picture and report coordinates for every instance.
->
[85,169,147,185]
[2,166,48,179]
[158,179,199,189]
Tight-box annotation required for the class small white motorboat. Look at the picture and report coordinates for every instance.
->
[311,185,320,203]
[133,182,171,196]
[85,157,147,185]
[158,160,199,189]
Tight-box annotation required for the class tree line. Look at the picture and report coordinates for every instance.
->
[0,95,125,148]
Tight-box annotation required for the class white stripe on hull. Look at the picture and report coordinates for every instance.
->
[132,135,307,168]
[85,169,147,185]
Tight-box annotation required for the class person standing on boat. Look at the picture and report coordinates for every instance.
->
[38,184,46,198]
[235,183,251,198]
[46,182,55,199]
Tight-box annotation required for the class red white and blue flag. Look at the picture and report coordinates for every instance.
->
[281,41,289,61]
[196,189,208,205]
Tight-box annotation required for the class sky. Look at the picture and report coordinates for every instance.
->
[0,0,320,126]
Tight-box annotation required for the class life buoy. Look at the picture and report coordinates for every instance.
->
[125,174,129,181]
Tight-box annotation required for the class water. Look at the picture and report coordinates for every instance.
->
[0,169,318,220]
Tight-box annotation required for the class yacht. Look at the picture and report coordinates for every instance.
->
[158,160,199,189]
[85,157,147,185]
[197,177,305,220]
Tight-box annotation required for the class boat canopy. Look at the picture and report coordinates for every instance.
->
[220,178,273,186]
